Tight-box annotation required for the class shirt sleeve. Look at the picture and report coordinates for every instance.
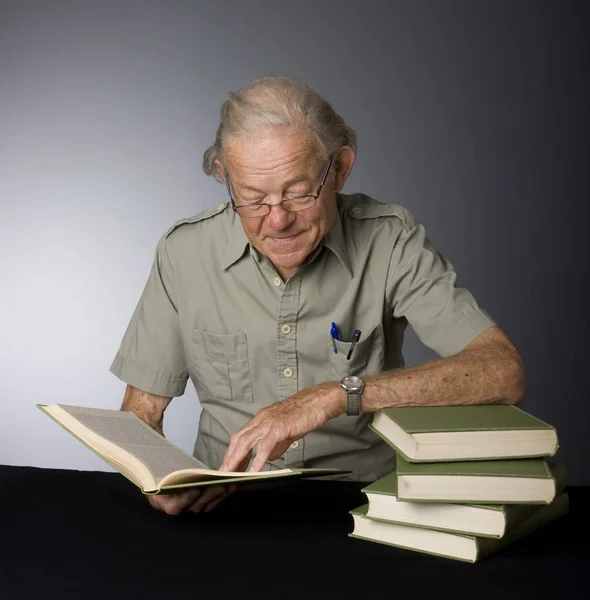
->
[109,235,189,397]
[388,217,496,357]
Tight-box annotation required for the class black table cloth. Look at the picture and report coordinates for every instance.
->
[0,465,587,600]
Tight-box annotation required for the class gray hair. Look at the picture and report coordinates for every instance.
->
[202,75,357,182]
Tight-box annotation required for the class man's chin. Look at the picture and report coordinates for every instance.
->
[267,251,306,272]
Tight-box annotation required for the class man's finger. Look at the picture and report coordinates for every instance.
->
[204,487,235,512]
[149,487,201,516]
[267,439,295,462]
[248,437,280,472]
[187,484,226,513]
[222,446,254,473]
[223,421,256,460]
[221,430,261,472]
[236,449,253,472]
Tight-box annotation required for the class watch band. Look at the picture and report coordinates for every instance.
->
[346,390,361,416]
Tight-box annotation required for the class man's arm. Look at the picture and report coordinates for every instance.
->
[220,326,525,472]
[120,384,172,435]
[332,325,525,415]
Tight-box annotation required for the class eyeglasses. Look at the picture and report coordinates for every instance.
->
[225,153,334,218]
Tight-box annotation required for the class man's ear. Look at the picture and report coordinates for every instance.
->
[214,160,225,182]
[333,146,356,192]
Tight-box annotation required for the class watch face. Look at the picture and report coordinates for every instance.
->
[342,375,364,392]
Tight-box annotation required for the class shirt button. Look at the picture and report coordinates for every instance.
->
[283,367,293,378]
[274,277,282,287]
[281,324,291,335]
[290,441,299,450]
[352,207,362,215]
[216,202,226,210]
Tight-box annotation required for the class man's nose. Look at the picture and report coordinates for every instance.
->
[265,202,295,230]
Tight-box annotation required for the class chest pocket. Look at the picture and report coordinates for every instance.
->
[330,324,384,381]
[192,329,254,403]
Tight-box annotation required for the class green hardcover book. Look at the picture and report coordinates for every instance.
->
[348,493,569,563]
[38,404,349,494]
[394,454,556,504]
[362,463,566,537]
[369,405,558,462]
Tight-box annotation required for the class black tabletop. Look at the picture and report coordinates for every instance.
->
[0,465,587,600]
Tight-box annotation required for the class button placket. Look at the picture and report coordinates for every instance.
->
[285,436,304,468]
[275,274,303,469]
[276,276,300,402]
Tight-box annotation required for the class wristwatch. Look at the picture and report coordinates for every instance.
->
[340,375,364,416]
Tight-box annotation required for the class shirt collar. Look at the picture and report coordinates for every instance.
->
[221,199,353,278]
[221,210,250,270]
[320,205,353,277]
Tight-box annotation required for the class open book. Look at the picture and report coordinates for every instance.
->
[38,404,349,494]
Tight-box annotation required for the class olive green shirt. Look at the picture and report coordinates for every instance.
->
[110,193,495,481]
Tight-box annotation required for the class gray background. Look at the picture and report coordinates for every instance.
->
[1,1,588,483]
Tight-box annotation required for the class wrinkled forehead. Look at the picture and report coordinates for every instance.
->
[223,127,321,180]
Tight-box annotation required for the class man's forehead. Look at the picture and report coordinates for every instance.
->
[224,135,321,187]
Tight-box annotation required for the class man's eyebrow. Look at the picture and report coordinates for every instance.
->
[236,174,311,193]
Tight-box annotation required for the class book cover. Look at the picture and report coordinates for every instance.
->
[369,405,559,462]
[348,493,569,563]
[377,405,555,433]
[394,455,556,503]
[362,463,566,537]
[395,455,552,478]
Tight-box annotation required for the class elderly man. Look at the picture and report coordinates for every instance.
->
[110,75,525,515]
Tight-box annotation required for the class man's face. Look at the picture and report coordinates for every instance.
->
[222,128,338,280]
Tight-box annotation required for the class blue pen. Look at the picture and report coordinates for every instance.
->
[330,322,340,353]
[346,329,362,360]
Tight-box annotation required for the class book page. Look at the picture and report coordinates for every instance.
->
[57,405,208,479]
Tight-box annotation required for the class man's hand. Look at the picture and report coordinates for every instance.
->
[220,381,343,473]
[120,384,249,515]
[148,449,254,515]
[147,483,237,515]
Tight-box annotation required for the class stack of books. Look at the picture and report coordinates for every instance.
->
[349,405,568,563]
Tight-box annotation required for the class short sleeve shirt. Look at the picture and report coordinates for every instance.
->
[110,193,496,481]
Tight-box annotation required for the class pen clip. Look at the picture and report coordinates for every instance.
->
[330,322,340,340]
[346,329,362,360]
[330,322,340,353]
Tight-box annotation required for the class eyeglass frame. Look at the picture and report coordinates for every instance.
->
[224,153,335,218]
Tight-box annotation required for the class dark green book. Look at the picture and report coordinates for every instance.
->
[349,493,569,563]
[369,405,558,462]
[395,454,556,504]
[38,404,349,494]
[362,463,566,537]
